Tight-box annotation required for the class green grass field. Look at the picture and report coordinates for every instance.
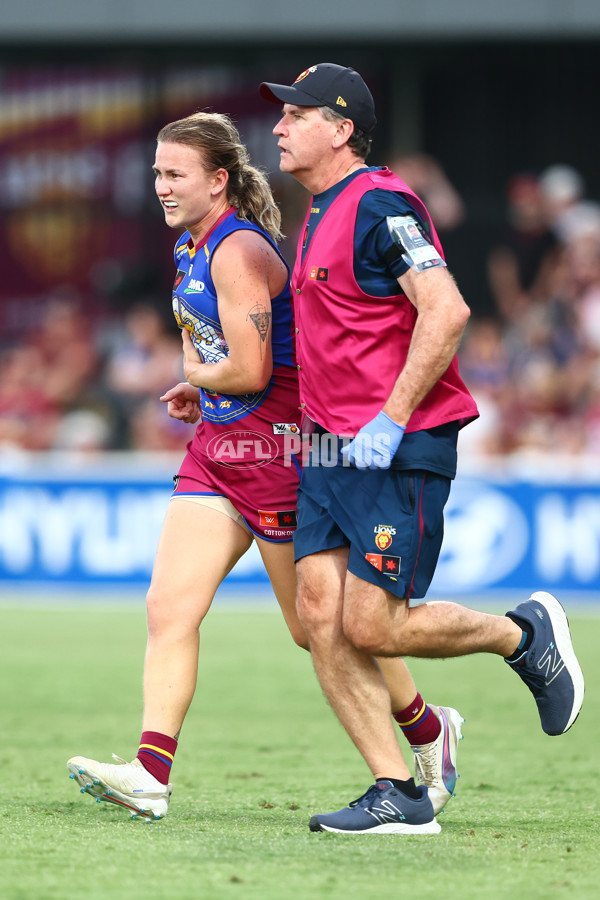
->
[0,596,598,900]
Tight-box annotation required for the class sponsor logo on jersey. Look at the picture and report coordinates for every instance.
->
[272,422,300,435]
[185,278,205,293]
[173,269,186,290]
[259,509,298,528]
[309,266,329,281]
[366,553,401,576]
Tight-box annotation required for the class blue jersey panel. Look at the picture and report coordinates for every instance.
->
[171,211,293,424]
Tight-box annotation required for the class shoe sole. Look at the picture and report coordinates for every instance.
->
[311,819,441,835]
[530,591,585,734]
[67,761,169,821]
[439,706,464,807]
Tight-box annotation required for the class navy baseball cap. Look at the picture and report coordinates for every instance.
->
[259,63,376,134]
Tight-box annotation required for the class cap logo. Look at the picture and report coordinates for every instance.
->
[336,96,347,107]
[294,66,317,84]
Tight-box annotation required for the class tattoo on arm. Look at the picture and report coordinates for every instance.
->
[247,303,272,357]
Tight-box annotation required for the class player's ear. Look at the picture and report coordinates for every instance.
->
[211,167,229,195]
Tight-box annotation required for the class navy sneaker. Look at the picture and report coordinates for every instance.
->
[308,781,441,834]
[505,591,584,735]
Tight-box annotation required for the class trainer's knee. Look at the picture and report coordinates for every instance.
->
[295,582,334,641]
[342,614,401,657]
[288,623,310,652]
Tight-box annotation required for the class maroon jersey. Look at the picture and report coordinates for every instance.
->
[292,168,478,436]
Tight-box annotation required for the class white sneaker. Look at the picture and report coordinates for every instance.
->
[67,754,172,821]
[411,705,464,815]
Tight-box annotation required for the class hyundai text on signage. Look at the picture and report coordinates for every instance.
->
[0,462,599,594]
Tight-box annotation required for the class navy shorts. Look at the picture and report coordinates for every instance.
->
[293,463,451,601]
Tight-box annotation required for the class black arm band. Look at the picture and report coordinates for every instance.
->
[383,241,406,267]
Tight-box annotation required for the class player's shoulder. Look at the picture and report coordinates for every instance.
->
[216,222,274,255]
[212,223,280,279]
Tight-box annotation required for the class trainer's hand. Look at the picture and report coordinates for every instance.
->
[160,382,202,424]
[341,410,405,469]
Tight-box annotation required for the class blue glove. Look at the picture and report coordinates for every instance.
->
[341,410,406,469]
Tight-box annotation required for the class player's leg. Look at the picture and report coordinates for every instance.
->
[255,537,309,649]
[141,498,253,736]
[67,497,253,820]
[377,656,464,815]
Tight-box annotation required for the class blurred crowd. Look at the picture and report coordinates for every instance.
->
[459,163,600,459]
[1,159,599,460]
[0,297,189,455]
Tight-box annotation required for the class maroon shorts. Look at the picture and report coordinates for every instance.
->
[173,370,301,542]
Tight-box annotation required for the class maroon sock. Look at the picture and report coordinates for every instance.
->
[393,693,441,746]
[137,731,178,784]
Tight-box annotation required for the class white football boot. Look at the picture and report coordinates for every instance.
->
[67,754,172,821]
[411,705,464,815]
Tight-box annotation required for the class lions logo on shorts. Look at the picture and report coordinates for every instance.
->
[374,524,395,551]
[375,531,393,551]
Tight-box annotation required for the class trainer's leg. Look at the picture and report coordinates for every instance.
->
[257,539,436,743]
[142,499,253,738]
[296,548,412,781]
[255,538,309,649]
[341,577,522,659]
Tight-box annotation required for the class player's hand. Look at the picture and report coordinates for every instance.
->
[341,410,405,469]
[181,327,206,388]
[160,382,202,424]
